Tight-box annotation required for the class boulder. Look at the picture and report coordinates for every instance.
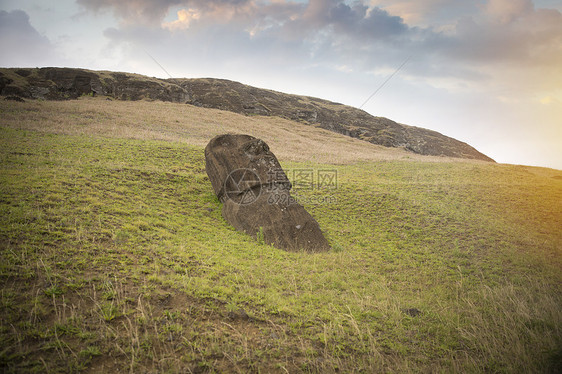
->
[205,134,331,252]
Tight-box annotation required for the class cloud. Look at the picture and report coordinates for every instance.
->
[77,0,562,96]
[484,0,534,24]
[453,0,561,65]
[369,0,477,27]
[163,8,201,30]
[76,0,182,25]
[76,0,258,26]
[88,0,416,75]
[329,3,408,39]
[431,1,562,94]
[0,10,57,67]
[78,0,410,40]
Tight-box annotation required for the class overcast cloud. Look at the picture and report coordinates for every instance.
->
[0,9,59,66]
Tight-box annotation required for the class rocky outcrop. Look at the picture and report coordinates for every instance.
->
[105,73,189,102]
[205,134,331,252]
[0,67,189,102]
[0,67,494,161]
[40,68,103,98]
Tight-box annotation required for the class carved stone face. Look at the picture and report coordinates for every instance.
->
[205,134,291,202]
[205,134,331,252]
[242,138,269,157]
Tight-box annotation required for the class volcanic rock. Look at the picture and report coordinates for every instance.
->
[205,134,331,252]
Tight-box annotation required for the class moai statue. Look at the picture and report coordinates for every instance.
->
[205,134,331,252]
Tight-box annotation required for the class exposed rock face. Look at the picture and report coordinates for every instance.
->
[205,134,331,252]
[0,68,190,102]
[0,67,494,161]
[106,73,189,102]
[40,68,103,98]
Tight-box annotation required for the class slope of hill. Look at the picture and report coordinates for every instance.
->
[0,97,560,373]
[0,67,494,161]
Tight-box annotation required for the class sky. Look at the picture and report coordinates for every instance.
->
[1,0,561,169]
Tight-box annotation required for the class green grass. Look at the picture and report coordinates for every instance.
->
[0,126,561,373]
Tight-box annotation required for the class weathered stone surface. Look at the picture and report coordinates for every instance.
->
[205,134,331,252]
[106,72,189,102]
[222,193,331,252]
[39,67,103,98]
[205,134,290,201]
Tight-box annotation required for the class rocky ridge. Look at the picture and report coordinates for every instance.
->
[0,67,494,162]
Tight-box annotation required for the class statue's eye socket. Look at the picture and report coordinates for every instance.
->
[244,140,268,155]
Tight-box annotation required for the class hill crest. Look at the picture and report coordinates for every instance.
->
[0,67,493,162]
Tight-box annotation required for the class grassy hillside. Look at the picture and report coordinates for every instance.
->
[0,97,561,373]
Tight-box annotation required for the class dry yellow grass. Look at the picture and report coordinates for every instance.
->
[0,96,484,165]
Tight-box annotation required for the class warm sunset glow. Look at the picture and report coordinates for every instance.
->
[163,9,201,30]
